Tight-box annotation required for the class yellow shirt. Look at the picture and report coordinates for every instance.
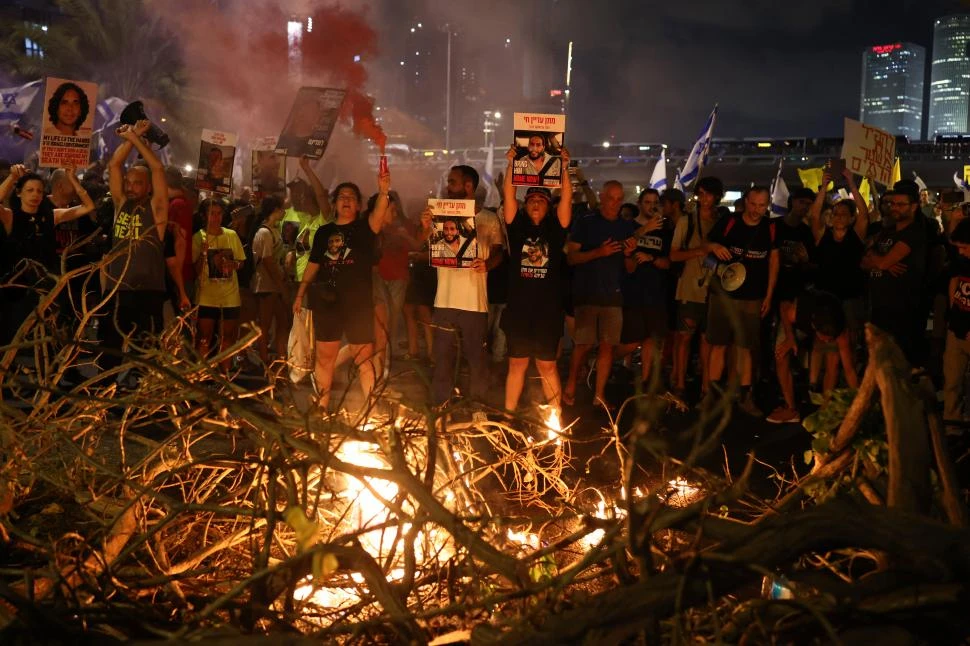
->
[192,228,246,308]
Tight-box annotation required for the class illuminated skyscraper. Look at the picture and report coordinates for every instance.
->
[859,42,925,140]
[928,14,970,137]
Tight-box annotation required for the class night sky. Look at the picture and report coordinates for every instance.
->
[378,0,970,145]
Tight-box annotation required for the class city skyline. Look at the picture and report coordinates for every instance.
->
[859,42,925,140]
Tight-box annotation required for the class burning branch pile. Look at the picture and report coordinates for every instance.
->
[2,275,970,643]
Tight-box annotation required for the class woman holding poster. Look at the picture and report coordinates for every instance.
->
[501,144,572,415]
[46,81,90,136]
[192,197,247,370]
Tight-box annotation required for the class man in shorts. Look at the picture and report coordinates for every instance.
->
[563,180,637,411]
[705,186,779,417]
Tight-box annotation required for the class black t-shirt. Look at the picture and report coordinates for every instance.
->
[814,228,865,299]
[308,217,377,306]
[773,218,815,301]
[506,210,566,317]
[948,256,970,338]
[707,214,777,301]
[621,219,672,308]
[868,219,926,309]
[1,202,57,285]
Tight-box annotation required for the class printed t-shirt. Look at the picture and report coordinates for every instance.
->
[706,214,777,301]
[308,217,377,309]
[192,227,246,307]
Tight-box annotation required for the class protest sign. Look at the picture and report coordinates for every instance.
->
[196,129,237,195]
[428,198,477,268]
[276,87,346,159]
[841,118,896,187]
[512,112,566,188]
[38,77,97,169]
[252,135,285,201]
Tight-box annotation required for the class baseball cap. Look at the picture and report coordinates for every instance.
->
[525,187,552,203]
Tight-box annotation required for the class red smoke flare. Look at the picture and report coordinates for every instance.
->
[155,2,387,152]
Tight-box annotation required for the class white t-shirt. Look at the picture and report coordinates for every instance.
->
[434,208,505,313]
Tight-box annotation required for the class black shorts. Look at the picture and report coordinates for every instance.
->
[310,295,374,344]
[620,306,668,344]
[197,305,241,321]
[502,306,562,361]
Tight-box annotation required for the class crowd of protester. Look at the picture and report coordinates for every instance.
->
[3,119,970,430]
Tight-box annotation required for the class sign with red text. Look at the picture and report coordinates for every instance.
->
[512,112,566,188]
[196,128,237,195]
[841,118,896,187]
[38,77,98,169]
[428,198,477,268]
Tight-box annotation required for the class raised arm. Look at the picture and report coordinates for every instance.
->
[502,145,518,225]
[0,164,27,234]
[808,172,830,244]
[367,170,392,234]
[846,169,870,241]
[125,121,168,233]
[108,136,135,213]
[300,156,331,220]
[53,167,96,225]
[574,166,597,209]
[557,147,573,229]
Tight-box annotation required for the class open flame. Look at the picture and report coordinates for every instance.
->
[540,405,563,445]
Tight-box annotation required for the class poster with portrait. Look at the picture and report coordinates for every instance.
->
[428,198,477,268]
[196,129,237,195]
[511,112,566,188]
[275,87,346,159]
[252,135,285,201]
[38,77,98,169]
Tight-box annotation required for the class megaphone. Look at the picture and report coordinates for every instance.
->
[119,100,170,149]
[699,254,747,292]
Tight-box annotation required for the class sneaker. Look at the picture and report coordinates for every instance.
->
[766,406,800,424]
[737,392,763,418]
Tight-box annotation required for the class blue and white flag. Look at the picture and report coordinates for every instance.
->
[0,79,42,126]
[673,167,684,193]
[912,171,927,193]
[649,148,667,191]
[680,105,718,188]
[770,159,789,217]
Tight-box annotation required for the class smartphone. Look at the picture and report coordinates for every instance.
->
[828,158,846,175]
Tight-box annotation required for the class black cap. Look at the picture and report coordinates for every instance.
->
[525,186,552,203]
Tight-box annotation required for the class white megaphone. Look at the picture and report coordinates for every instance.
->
[700,254,747,292]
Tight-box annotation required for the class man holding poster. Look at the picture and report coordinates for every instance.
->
[423,165,505,407]
[512,113,566,188]
[39,77,97,169]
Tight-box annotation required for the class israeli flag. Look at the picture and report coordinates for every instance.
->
[649,148,667,190]
[674,167,684,192]
[954,171,970,202]
[477,143,500,210]
[0,79,42,126]
[680,105,718,188]
[912,171,927,192]
[770,159,789,217]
